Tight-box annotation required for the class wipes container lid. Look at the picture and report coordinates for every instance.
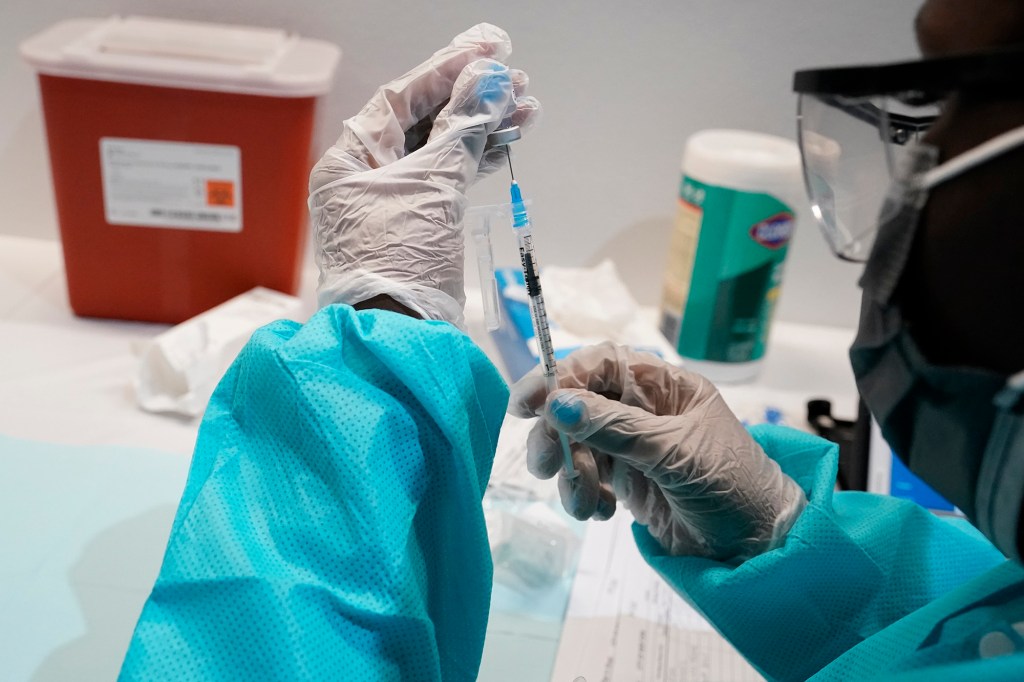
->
[21,16,341,97]
[682,129,801,195]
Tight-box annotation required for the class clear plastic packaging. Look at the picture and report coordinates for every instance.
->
[484,501,581,591]
[466,203,530,332]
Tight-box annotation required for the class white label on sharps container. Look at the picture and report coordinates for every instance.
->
[100,138,242,232]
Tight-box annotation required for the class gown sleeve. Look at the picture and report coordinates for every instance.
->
[634,424,1007,682]
[119,305,510,682]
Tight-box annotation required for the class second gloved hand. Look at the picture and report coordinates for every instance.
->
[508,343,808,562]
[309,24,540,328]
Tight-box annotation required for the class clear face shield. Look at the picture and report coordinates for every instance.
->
[797,94,937,261]
[793,48,1024,262]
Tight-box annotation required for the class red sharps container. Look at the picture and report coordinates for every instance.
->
[21,17,341,323]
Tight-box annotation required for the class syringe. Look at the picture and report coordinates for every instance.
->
[506,168,579,480]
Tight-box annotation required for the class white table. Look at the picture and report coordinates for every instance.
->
[0,235,859,681]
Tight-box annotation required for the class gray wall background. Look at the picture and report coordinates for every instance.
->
[1,1,922,328]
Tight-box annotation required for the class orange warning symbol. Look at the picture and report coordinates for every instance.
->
[206,180,235,207]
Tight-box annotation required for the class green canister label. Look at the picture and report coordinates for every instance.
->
[660,176,793,363]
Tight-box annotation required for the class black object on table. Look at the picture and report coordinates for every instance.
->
[807,398,872,491]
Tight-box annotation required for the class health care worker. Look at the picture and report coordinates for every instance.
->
[510,3,1024,680]
[119,3,1024,681]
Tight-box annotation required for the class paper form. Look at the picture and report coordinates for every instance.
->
[549,510,763,682]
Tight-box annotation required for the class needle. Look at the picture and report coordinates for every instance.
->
[506,145,516,181]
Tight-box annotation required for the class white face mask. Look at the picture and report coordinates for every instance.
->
[849,125,1024,560]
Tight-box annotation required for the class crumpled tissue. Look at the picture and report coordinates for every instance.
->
[135,287,303,417]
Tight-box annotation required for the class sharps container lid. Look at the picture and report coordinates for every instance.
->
[21,16,341,98]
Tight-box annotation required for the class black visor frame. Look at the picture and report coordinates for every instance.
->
[794,46,1024,105]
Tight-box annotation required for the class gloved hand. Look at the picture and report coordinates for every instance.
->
[507,343,808,562]
[309,24,541,328]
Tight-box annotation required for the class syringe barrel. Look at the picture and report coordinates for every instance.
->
[516,227,558,377]
[508,185,579,479]
[544,370,559,393]
[530,297,558,376]
[515,226,541,298]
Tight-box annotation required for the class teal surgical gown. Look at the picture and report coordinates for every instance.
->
[121,305,1024,681]
[638,425,1024,681]
[120,305,507,681]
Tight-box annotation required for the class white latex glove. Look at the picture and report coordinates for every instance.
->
[507,343,808,562]
[309,24,541,328]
